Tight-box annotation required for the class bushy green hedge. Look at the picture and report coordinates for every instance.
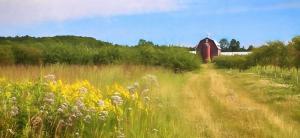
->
[12,45,43,65]
[0,46,15,65]
[214,56,250,71]
[214,36,300,71]
[0,36,200,71]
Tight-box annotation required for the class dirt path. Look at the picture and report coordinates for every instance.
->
[181,65,299,138]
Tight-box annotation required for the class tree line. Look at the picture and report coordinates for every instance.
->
[219,38,253,52]
[0,36,200,72]
[214,36,300,71]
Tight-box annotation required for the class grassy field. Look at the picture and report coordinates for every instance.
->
[0,65,196,138]
[1,64,300,137]
[187,65,300,137]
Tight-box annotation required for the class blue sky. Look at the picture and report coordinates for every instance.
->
[0,0,300,47]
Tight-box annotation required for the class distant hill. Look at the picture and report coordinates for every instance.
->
[0,35,114,48]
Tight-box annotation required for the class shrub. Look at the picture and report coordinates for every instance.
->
[214,55,251,71]
[0,36,200,71]
[159,48,200,72]
[12,45,42,65]
[0,46,15,65]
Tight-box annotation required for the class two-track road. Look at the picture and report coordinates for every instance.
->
[181,64,299,138]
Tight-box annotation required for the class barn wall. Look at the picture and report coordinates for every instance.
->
[196,38,220,62]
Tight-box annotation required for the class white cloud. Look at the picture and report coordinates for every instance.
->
[0,0,182,25]
[215,1,300,14]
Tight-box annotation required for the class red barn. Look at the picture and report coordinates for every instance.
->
[196,37,221,63]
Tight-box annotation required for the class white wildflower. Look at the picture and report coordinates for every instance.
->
[44,98,54,105]
[40,105,46,113]
[100,111,108,116]
[75,99,85,110]
[7,129,15,135]
[84,115,92,123]
[111,95,123,106]
[75,111,83,117]
[141,89,149,95]
[44,93,55,105]
[11,97,17,102]
[133,82,139,88]
[116,130,125,138]
[10,97,17,105]
[57,103,68,113]
[144,96,150,102]
[99,111,108,121]
[10,106,19,116]
[68,114,77,122]
[44,74,56,82]
[71,106,83,117]
[61,103,68,110]
[75,132,80,137]
[152,128,159,133]
[66,122,73,127]
[98,100,105,107]
[127,86,135,94]
[57,108,64,113]
[78,87,88,94]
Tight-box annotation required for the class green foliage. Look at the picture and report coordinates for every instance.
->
[0,36,200,71]
[215,36,300,71]
[219,38,248,52]
[290,36,300,68]
[93,46,122,65]
[12,45,42,65]
[138,39,155,46]
[0,46,14,65]
[215,36,300,86]
[158,47,200,72]
[229,39,240,52]
[219,38,229,52]
[247,45,254,51]
[214,56,250,71]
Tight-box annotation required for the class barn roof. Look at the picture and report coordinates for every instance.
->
[212,40,221,50]
[199,37,221,50]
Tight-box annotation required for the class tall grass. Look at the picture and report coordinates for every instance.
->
[248,66,300,86]
[0,65,194,138]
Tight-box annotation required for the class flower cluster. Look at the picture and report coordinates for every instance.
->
[0,74,158,137]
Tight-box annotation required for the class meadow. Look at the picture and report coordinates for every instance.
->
[0,65,197,138]
[0,36,202,137]
[1,35,300,138]
[1,64,300,138]
[214,36,300,89]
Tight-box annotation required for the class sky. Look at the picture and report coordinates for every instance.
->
[0,0,300,47]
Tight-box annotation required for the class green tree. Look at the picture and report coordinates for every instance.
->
[229,39,240,52]
[291,36,300,69]
[219,38,229,52]
[0,46,14,65]
[240,46,247,52]
[247,45,254,51]
[12,45,42,65]
[138,39,154,46]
